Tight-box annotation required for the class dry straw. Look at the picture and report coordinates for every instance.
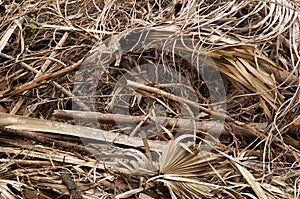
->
[0,0,299,198]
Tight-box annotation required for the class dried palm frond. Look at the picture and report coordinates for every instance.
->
[114,134,295,198]
[153,138,295,198]
[109,148,159,176]
[1,0,300,198]
[146,137,240,198]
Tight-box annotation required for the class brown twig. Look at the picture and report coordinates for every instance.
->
[53,110,224,130]
[0,158,62,167]
[0,58,83,97]
[53,110,271,140]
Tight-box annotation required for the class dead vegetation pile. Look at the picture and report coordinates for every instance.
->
[0,0,300,198]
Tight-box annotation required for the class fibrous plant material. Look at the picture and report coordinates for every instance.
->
[0,0,299,198]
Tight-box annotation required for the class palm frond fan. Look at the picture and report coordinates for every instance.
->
[148,136,239,199]
[116,135,286,199]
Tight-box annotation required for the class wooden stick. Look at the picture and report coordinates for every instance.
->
[53,110,223,131]
[0,59,83,97]
[53,110,273,142]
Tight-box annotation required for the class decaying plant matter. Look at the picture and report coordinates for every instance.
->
[0,0,299,198]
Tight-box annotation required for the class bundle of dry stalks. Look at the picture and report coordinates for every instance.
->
[0,0,299,198]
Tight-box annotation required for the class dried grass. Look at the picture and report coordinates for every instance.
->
[0,0,299,198]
